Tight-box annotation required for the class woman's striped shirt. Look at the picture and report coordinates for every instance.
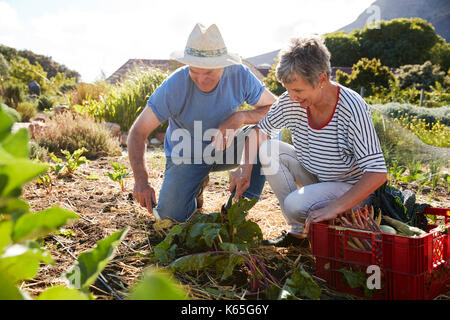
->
[258,85,387,184]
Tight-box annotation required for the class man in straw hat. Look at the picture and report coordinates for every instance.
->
[128,23,277,222]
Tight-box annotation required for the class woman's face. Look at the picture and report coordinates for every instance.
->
[283,74,324,108]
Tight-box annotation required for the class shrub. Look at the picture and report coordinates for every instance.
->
[337,58,395,96]
[264,60,286,96]
[68,82,109,106]
[17,100,38,122]
[29,139,49,161]
[37,95,55,111]
[324,31,361,67]
[0,53,9,81]
[33,112,122,160]
[1,102,22,122]
[396,61,446,91]
[3,81,26,108]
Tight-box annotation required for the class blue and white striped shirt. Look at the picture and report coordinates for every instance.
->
[258,85,387,184]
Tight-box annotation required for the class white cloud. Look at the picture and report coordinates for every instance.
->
[0,2,22,32]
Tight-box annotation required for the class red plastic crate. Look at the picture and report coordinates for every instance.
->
[309,207,450,300]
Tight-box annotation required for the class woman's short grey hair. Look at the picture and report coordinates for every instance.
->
[276,36,331,87]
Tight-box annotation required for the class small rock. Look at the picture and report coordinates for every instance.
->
[53,105,70,114]
[103,122,121,137]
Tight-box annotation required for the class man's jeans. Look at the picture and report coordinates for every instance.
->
[259,139,374,235]
[156,125,266,222]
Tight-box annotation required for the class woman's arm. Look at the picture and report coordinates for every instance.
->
[304,171,387,234]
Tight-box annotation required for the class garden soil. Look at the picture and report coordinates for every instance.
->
[21,147,450,300]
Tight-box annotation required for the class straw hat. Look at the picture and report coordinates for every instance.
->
[170,23,242,69]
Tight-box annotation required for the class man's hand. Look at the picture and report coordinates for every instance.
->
[211,112,244,151]
[229,165,252,201]
[304,205,340,236]
[133,180,157,213]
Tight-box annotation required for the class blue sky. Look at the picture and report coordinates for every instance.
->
[0,0,375,82]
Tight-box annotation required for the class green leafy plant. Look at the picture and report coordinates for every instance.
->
[36,173,52,194]
[0,108,185,300]
[387,160,406,185]
[150,198,277,294]
[278,265,321,300]
[0,107,80,300]
[106,161,129,192]
[49,147,90,176]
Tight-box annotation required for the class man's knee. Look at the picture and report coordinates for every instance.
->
[157,190,196,222]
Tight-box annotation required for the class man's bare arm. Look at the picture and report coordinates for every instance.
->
[212,89,276,150]
[127,106,161,212]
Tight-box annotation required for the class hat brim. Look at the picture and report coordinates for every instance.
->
[170,50,242,69]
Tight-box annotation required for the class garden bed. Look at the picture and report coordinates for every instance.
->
[21,147,450,300]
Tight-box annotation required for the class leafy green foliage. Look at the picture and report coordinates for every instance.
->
[396,61,447,91]
[336,58,394,96]
[324,31,361,67]
[278,265,321,300]
[78,68,167,132]
[339,266,375,298]
[152,198,262,279]
[36,286,90,300]
[0,107,80,299]
[61,147,90,175]
[128,268,187,300]
[353,18,441,68]
[0,44,80,81]
[106,161,129,192]
[49,147,90,176]
[64,228,129,292]
[0,103,22,122]
[0,109,184,300]
[263,60,285,96]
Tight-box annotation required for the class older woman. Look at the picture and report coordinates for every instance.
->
[229,36,387,247]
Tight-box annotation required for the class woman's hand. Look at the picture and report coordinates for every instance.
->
[304,205,340,236]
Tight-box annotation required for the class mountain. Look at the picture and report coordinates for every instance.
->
[339,0,450,41]
[0,44,81,81]
[246,50,280,70]
[246,0,449,69]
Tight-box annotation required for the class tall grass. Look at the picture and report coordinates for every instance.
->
[103,68,168,131]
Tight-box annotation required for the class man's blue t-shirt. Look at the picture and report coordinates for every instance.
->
[147,64,265,161]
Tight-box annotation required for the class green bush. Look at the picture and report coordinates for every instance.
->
[17,100,38,122]
[337,58,395,96]
[353,18,441,68]
[37,95,55,111]
[1,102,22,122]
[324,31,361,67]
[33,112,122,160]
[396,61,446,90]
[3,81,26,108]
[264,60,286,97]
[0,53,9,81]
